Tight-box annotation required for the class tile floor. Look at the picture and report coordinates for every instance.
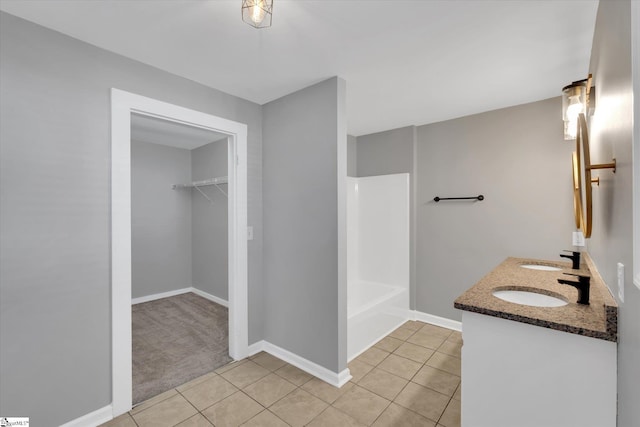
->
[101,320,461,427]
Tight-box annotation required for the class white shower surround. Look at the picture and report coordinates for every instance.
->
[347,173,410,361]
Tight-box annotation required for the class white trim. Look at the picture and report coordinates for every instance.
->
[412,310,462,332]
[249,340,352,387]
[111,88,248,417]
[632,0,640,290]
[131,287,192,305]
[130,287,229,307]
[191,287,229,308]
[59,405,112,427]
[247,340,265,356]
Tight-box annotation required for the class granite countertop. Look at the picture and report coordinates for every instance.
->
[454,253,618,342]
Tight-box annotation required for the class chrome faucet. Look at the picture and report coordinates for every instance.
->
[560,250,581,269]
[557,272,590,305]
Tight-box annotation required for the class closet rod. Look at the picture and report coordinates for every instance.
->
[172,176,228,203]
[171,176,228,189]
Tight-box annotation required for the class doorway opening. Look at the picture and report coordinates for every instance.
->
[111,89,248,416]
[130,114,233,404]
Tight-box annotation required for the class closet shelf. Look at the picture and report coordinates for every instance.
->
[171,176,228,189]
[172,176,228,203]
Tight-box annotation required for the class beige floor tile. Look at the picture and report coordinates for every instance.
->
[131,389,178,415]
[269,388,328,427]
[419,324,453,338]
[412,365,460,396]
[241,410,289,427]
[332,384,390,425]
[180,375,238,411]
[175,413,214,426]
[252,352,288,371]
[377,354,422,380]
[374,336,404,352]
[132,394,198,427]
[176,372,218,393]
[347,359,375,383]
[438,340,462,358]
[308,406,365,426]
[302,377,354,404]
[249,351,266,359]
[358,368,408,401]
[215,359,248,374]
[220,360,270,389]
[356,346,390,366]
[100,413,137,427]
[274,363,313,386]
[448,331,463,344]
[426,352,461,376]
[372,402,437,427]
[401,321,424,331]
[202,391,263,427]
[453,384,461,401]
[438,399,461,427]
[389,327,416,341]
[243,373,297,407]
[394,382,449,422]
[407,331,448,350]
[394,342,435,363]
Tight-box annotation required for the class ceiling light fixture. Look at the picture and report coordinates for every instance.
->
[242,0,273,29]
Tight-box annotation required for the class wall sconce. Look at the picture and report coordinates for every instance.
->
[242,0,273,29]
[562,75,591,140]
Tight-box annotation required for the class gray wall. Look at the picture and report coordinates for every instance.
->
[262,77,347,372]
[355,126,418,310]
[356,99,575,322]
[586,0,639,425]
[192,139,228,300]
[356,126,415,177]
[0,12,263,426]
[131,141,192,298]
[416,97,574,320]
[347,134,357,176]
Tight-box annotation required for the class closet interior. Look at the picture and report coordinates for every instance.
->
[130,113,231,404]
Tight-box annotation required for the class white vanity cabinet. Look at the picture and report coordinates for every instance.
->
[461,311,616,427]
[455,256,618,427]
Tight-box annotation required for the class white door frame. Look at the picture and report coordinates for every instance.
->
[110,89,249,416]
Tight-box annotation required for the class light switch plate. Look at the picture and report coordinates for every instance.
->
[617,263,624,302]
[572,231,586,247]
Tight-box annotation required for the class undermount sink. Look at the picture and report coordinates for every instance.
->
[492,289,568,307]
[520,264,562,272]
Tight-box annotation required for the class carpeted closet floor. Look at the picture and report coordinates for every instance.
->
[132,292,232,405]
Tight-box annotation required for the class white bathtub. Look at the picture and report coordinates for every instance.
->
[347,280,409,361]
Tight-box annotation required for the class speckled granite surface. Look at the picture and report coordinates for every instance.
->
[454,254,618,342]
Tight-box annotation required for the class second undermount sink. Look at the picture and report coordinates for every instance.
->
[520,264,562,272]
[492,289,568,307]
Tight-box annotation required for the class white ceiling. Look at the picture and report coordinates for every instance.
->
[0,0,599,136]
[131,113,228,150]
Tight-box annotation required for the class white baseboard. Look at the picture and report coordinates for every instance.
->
[248,340,351,387]
[59,404,112,427]
[131,286,228,307]
[247,340,264,356]
[131,287,191,305]
[191,287,229,308]
[412,310,462,332]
